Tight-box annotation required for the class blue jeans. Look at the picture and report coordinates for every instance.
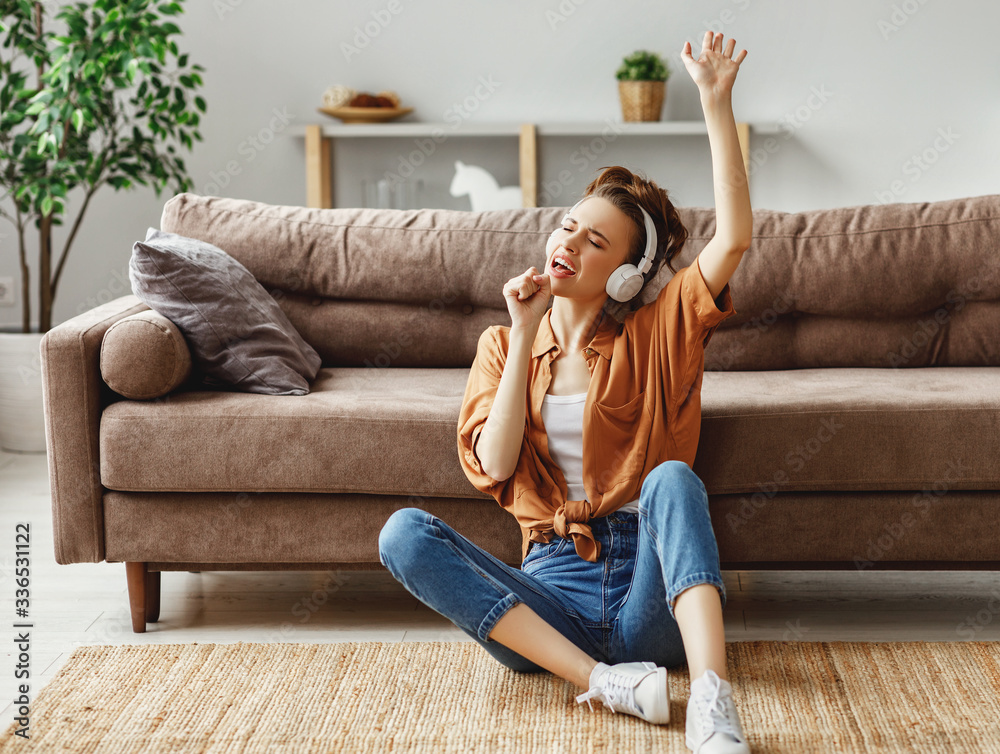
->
[378,460,726,672]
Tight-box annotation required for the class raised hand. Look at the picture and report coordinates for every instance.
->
[681,31,747,100]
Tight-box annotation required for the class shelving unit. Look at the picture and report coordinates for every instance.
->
[290,120,783,209]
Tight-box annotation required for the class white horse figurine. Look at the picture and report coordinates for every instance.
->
[449,160,523,211]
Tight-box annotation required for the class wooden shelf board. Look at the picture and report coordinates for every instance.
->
[297,120,779,208]
[290,120,783,139]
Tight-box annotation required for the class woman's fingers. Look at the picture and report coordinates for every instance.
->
[523,267,538,298]
[702,32,748,62]
[505,268,542,300]
[503,277,520,298]
[524,269,550,299]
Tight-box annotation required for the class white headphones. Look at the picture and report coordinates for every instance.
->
[563,198,658,302]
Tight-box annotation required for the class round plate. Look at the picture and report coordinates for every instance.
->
[317,105,415,124]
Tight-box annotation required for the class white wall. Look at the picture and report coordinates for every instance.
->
[2,0,999,331]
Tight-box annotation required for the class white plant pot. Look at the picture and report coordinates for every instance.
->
[0,332,47,453]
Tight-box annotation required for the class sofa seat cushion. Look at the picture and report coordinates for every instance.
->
[99,366,1000,496]
[100,367,477,496]
[695,366,1000,493]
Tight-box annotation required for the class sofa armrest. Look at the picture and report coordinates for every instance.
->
[40,294,151,564]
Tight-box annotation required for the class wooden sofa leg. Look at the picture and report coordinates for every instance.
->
[146,570,161,623]
[125,562,148,633]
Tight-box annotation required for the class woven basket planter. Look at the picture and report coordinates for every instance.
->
[618,80,666,122]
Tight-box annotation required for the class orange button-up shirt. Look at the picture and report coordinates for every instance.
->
[457,260,736,564]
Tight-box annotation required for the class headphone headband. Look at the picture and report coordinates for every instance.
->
[637,206,656,276]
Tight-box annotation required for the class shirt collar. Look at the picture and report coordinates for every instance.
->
[531,306,618,360]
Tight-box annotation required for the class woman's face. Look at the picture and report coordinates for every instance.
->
[545,196,633,302]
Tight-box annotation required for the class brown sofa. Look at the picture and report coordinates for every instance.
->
[40,192,1000,633]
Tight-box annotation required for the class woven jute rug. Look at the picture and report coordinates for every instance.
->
[2,640,998,753]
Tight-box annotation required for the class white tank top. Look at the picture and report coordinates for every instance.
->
[541,392,640,515]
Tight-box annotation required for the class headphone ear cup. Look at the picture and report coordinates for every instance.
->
[606,264,644,302]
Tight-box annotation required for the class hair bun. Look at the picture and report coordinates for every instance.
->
[601,167,633,186]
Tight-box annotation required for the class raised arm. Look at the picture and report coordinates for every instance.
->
[681,31,752,300]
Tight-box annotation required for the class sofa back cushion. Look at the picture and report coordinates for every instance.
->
[159,192,1000,370]
[697,194,1000,370]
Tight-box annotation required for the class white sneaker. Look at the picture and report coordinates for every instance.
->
[685,669,750,753]
[575,661,670,724]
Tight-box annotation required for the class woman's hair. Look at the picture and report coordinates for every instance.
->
[577,165,688,322]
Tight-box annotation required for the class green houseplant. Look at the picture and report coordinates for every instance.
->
[0,0,206,451]
[616,49,670,122]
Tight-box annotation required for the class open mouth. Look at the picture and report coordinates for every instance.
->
[552,258,576,276]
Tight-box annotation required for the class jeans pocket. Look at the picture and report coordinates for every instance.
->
[521,536,570,572]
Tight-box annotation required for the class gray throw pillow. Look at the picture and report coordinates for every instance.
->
[128,227,321,396]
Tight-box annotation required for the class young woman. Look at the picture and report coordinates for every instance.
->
[379,32,751,754]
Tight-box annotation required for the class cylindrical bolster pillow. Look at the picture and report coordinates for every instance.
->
[101,310,193,399]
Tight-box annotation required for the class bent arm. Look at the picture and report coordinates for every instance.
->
[695,92,752,300]
[475,327,534,481]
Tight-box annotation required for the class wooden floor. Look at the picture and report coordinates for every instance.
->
[3,448,999,722]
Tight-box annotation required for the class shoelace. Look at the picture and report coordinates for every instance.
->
[691,676,742,741]
[576,670,642,716]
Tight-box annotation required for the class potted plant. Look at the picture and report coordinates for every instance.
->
[0,0,206,451]
[616,49,670,122]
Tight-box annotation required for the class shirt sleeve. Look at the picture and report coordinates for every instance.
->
[636,258,737,409]
[457,326,511,498]
[681,256,737,343]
